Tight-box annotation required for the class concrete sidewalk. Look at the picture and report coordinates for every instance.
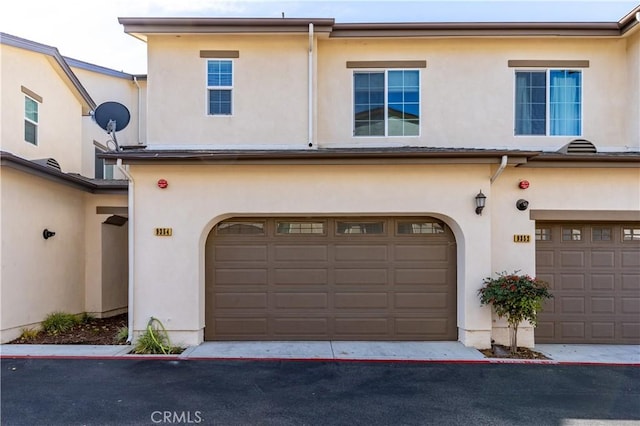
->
[2,342,639,364]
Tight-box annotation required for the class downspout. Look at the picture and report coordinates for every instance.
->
[490,155,508,184]
[132,76,142,145]
[116,158,135,343]
[308,23,314,148]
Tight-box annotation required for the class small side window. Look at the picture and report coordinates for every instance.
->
[207,60,233,115]
[24,96,39,145]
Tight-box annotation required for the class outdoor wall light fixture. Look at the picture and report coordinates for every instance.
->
[42,229,56,240]
[475,191,486,215]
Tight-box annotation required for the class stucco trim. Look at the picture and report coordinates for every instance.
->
[0,151,127,194]
[508,60,589,68]
[97,206,129,215]
[346,60,427,68]
[21,86,43,103]
[521,152,640,168]
[531,210,640,221]
[200,50,240,58]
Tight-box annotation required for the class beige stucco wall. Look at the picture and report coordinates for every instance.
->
[626,30,640,150]
[317,37,631,151]
[0,168,86,342]
[145,35,310,147]
[0,45,84,173]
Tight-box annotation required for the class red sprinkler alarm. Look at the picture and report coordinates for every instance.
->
[519,180,530,189]
[157,179,168,189]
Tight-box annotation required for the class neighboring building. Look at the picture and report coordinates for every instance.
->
[1,6,639,348]
[108,10,639,349]
[0,33,141,342]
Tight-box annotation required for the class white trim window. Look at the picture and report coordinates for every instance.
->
[24,95,39,144]
[207,60,233,115]
[515,69,582,136]
[354,69,420,137]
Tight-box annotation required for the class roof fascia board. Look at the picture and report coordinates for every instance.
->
[1,33,96,112]
[64,56,141,80]
[619,6,640,35]
[0,152,127,194]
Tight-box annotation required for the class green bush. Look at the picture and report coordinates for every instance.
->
[479,272,553,354]
[132,318,182,354]
[19,328,40,340]
[41,312,80,335]
[115,326,129,344]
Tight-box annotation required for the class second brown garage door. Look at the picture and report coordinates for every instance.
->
[535,222,640,344]
[205,217,457,341]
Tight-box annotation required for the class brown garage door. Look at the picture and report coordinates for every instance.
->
[205,217,457,341]
[535,222,640,344]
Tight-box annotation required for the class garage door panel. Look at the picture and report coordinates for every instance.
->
[274,269,327,285]
[334,268,388,285]
[536,251,554,267]
[215,245,267,261]
[592,274,615,290]
[395,244,449,262]
[395,293,447,309]
[536,222,640,344]
[274,293,328,309]
[274,245,328,261]
[207,217,457,341]
[334,245,388,261]
[334,293,388,309]
[560,251,585,267]
[215,269,268,285]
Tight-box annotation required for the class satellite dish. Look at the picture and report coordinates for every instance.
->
[93,102,130,151]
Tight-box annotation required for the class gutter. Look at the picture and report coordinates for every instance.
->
[116,159,135,344]
[308,23,314,148]
[133,76,142,144]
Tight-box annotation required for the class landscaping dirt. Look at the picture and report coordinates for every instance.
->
[9,314,128,345]
[480,344,551,360]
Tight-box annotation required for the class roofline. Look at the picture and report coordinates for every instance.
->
[0,33,97,112]
[0,151,128,194]
[64,56,147,81]
[119,13,639,39]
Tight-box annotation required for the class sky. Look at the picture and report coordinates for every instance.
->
[1,0,638,74]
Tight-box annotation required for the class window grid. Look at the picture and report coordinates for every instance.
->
[354,69,419,137]
[535,228,552,241]
[337,221,385,235]
[207,60,233,115]
[276,222,325,235]
[216,222,264,235]
[24,96,39,145]
[515,69,582,136]
[397,221,445,235]
[592,227,612,242]
[622,228,640,241]
[562,227,582,241]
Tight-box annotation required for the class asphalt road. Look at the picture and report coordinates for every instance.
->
[1,358,639,425]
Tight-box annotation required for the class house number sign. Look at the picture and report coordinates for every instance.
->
[154,228,173,237]
[513,234,531,243]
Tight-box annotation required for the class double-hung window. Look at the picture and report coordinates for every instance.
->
[354,70,419,137]
[24,95,39,144]
[515,69,582,136]
[207,60,233,115]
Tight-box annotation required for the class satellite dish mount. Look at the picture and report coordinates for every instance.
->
[93,101,131,151]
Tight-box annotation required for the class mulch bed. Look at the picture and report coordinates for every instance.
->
[480,344,550,360]
[9,314,127,345]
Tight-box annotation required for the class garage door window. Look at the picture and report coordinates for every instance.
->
[535,228,552,241]
[337,221,384,234]
[592,227,612,241]
[623,227,640,241]
[277,221,325,235]
[216,222,265,235]
[397,221,445,234]
[562,227,582,241]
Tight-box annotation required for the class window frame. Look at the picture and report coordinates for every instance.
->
[352,68,421,138]
[24,95,39,145]
[206,59,234,116]
[513,68,583,137]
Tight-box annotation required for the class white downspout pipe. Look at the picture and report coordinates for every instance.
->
[308,23,314,148]
[490,155,508,184]
[116,158,135,343]
[132,76,142,145]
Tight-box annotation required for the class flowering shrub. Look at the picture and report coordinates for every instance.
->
[478,272,553,353]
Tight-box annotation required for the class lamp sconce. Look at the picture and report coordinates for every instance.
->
[475,190,486,215]
[42,229,56,240]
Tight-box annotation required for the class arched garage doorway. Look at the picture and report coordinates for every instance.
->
[205,217,457,341]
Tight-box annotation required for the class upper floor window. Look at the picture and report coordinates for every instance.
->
[24,95,39,145]
[354,70,419,137]
[207,60,233,115]
[515,70,581,136]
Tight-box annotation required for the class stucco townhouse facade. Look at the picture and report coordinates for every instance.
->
[1,7,639,349]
